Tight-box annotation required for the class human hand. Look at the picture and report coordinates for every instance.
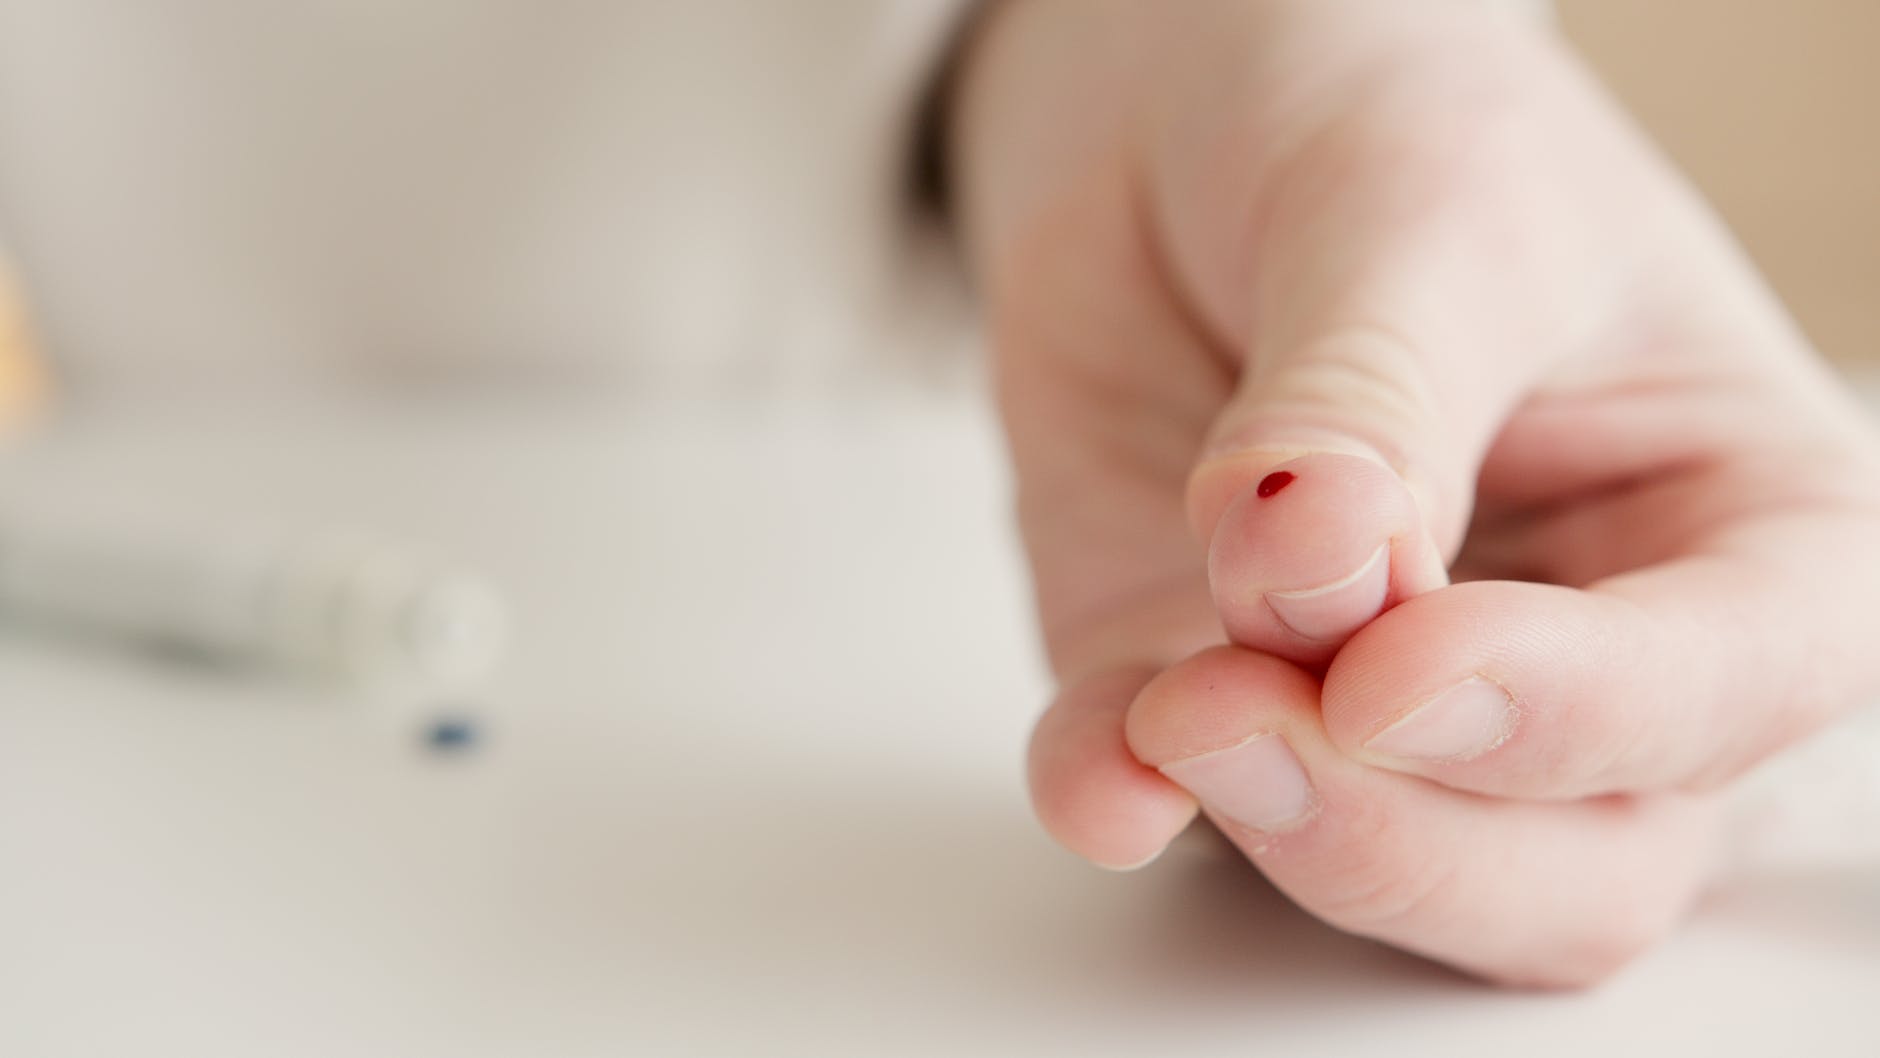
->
[951,0,1880,986]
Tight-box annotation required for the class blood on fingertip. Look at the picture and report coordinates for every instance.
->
[1256,471,1296,498]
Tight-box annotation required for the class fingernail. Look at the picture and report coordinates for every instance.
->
[1158,733,1316,833]
[1366,676,1517,763]
[1094,846,1168,873]
[1264,544,1390,642]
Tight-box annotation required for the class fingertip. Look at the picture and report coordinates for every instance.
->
[1203,452,1445,664]
[1319,582,1516,758]
[1028,667,1200,871]
[1324,570,1815,802]
[1125,647,1329,843]
[1186,444,1385,545]
[1122,645,1321,768]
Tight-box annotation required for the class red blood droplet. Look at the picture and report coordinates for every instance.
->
[1256,471,1296,499]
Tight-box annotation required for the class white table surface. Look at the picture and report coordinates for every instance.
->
[1,384,1876,1057]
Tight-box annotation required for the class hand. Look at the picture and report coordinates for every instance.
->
[951,0,1880,986]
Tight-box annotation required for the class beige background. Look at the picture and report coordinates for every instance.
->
[1564,0,1880,366]
[0,3,1872,383]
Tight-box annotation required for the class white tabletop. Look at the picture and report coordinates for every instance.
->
[2,384,1876,1057]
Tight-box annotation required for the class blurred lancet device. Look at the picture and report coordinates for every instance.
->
[0,516,507,689]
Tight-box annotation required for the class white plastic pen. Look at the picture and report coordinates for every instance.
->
[0,516,507,689]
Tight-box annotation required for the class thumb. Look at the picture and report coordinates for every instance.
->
[1186,324,1530,666]
[1188,330,1481,665]
[1189,325,1501,548]
[1150,25,1643,666]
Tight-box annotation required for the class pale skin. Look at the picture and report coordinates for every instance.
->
[949,0,1880,986]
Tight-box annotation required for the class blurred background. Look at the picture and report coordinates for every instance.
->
[1564,0,1879,371]
[0,4,1876,1056]
[0,1,1875,395]
[0,1,960,402]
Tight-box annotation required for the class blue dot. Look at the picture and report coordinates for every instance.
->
[425,715,481,753]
